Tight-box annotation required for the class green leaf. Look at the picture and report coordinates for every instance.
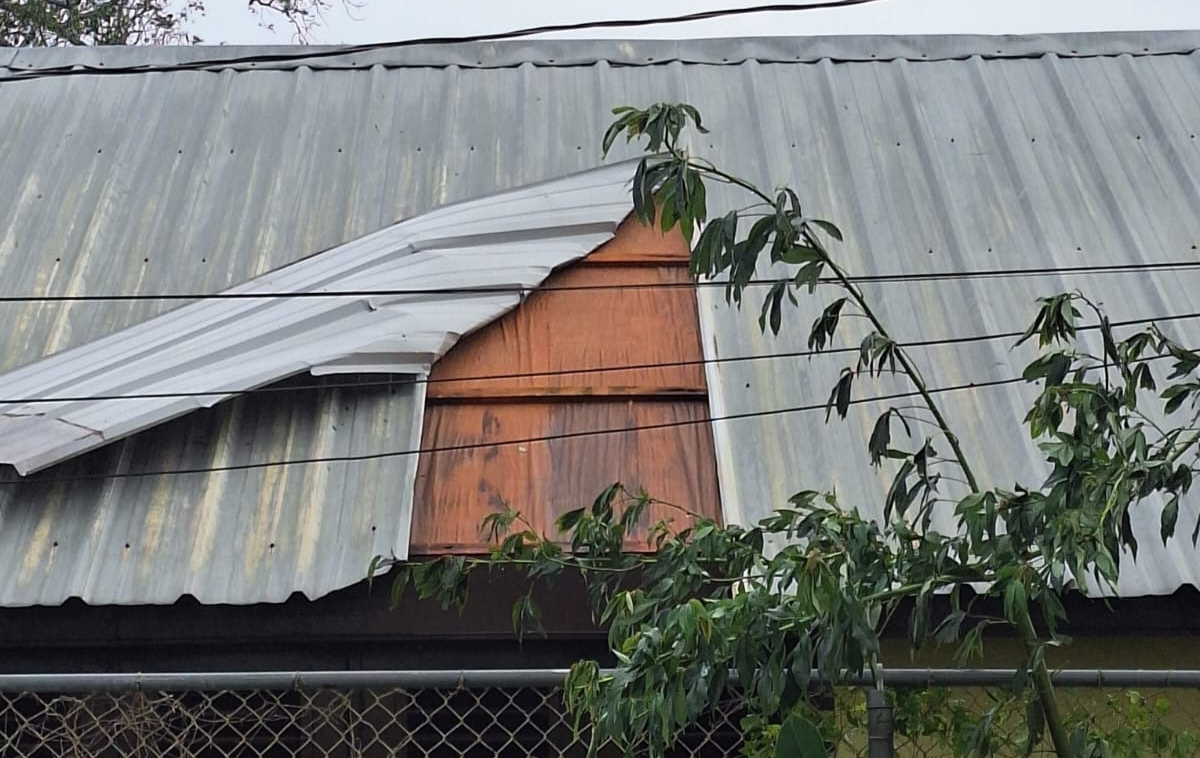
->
[1022,694,1046,757]
[792,261,825,293]
[868,410,892,466]
[631,158,650,222]
[807,298,847,352]
[1161,498,1179,544]
[687,169,707,228]
[601,119,625,157]
[366,554,383,589]
[511,593,544,641]
[825,369,854,422]
[808,218,843,242]
[389,565,411,610]
[956,623,985,665]
[759,281,786,336]
[679,103,709,133]
[1070,725,1088,758]
[1003,579,1028,622]
[1163,383,1196,415]
[556,507,586,534]
[1022,352,1071,386]
[775,712,826,758]
[779,245,822,265]
[933,609,966,645]
[592,482,622,519]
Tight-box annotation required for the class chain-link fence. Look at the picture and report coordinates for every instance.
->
[0,670,1197,758]
[833,683,1200,757]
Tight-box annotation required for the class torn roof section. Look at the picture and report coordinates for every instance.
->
[3,31,1199,607]
[0,162,635,476]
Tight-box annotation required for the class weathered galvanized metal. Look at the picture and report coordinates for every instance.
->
[1,31,1197,604]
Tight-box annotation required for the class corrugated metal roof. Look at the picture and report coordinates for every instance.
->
[1,31,1197,603]
[0,52,636,603]
[0,163,633,475]
[688,39,1200,597]
[0,162,632,607]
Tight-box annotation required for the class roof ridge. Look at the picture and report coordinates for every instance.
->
[3,30,1198,79]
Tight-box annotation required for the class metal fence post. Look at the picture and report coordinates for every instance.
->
[866,689,894,758]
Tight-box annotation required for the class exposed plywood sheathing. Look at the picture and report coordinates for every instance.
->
[412,216,722,553]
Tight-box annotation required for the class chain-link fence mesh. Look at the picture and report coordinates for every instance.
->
[0,677,1197,757]
[0,685,742,758]
[832,685,1200,757]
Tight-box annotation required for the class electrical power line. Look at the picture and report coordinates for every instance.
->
[1,341,1188,485]
[1,0,896,83]
[0,259,1197,304]
[3,374,1023,485]
[1,310,1197,406]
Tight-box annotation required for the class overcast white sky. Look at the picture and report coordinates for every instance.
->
[187,0,1200,45]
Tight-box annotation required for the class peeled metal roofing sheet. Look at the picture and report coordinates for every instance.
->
[0,160,633,606]
[0,162,634,475]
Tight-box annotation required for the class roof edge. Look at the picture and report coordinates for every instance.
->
[2,30,1199,77]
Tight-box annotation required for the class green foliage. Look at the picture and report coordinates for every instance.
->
[0,0,344,45]
[775,712,827,758]
[375,103,1200,758]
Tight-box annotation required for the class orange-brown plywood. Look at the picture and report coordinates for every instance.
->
[410,400,717,553]
[583,212,692,264]
[428,265,706,395]
[411,216,722,554]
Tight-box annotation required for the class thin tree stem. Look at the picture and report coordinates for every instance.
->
[1014,602,1074,757]
[688,160,982,493]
